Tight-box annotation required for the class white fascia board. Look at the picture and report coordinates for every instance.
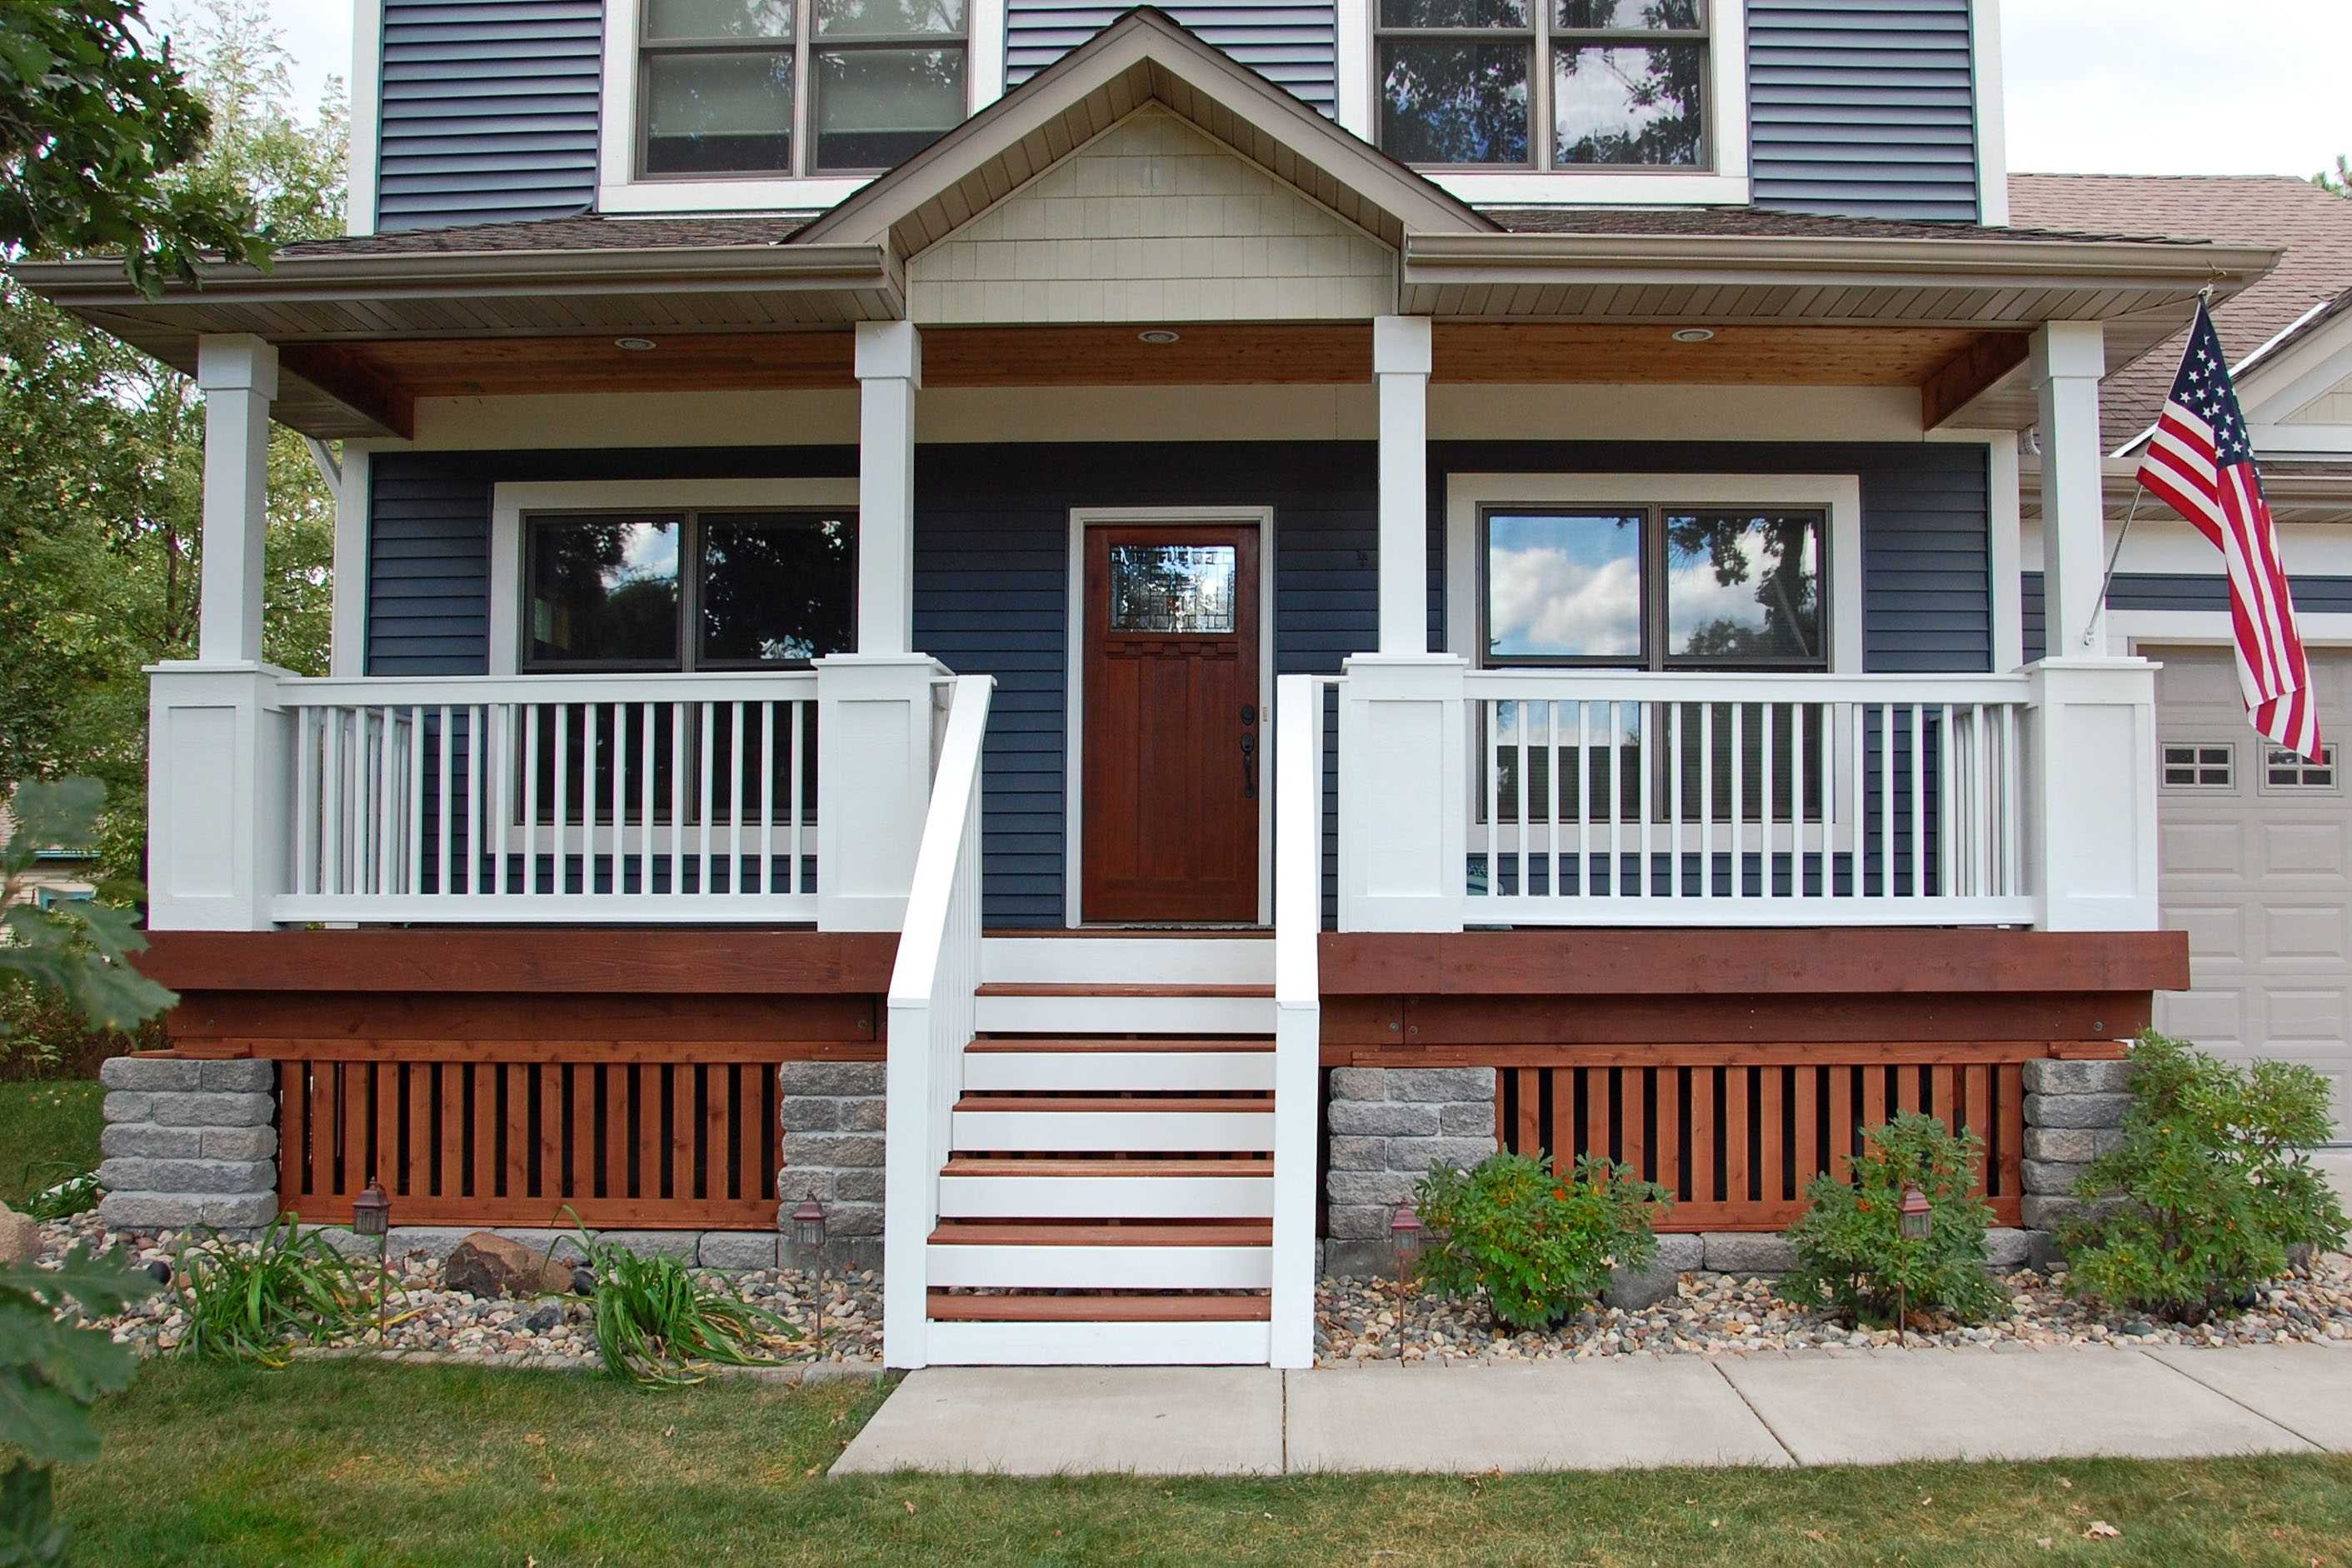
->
[347,0,383,237]
[1970,0,2009,226]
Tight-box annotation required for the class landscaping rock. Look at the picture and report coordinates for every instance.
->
[524,1304,562,1332]
[1604,1235,1703,1311]
[0,1204,38,1265]
[442,1231,572,1298]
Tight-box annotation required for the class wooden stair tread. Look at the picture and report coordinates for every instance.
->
[955,1095,1271,1113]
[942,1156,1273,1177]
[928,1221,1272,1246]
[976,983,1275,998]
[926,1291,1272,1322]
[964,1037,1275,1052]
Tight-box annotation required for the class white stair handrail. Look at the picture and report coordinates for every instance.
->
[1269,673,1325,1369]
[881,672,995,1370]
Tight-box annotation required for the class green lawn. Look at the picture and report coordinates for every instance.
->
[41,1359,2352,1566]
[0,1077,102,1206]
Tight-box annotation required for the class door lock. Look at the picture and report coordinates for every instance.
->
[1241,733,1256,799]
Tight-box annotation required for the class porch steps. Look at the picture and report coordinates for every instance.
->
[923,936,1279,1365]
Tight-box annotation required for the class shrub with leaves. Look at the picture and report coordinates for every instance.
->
[2060,1032,2349,1321]
[0,782,176,1041]
[570,1225,798,1387]
[0,1246,153,1566]
[175,1216,367,1366]
[1412,1151,1668,1331]
[1781,1111,2005,1328]
[15,1163,99,1224]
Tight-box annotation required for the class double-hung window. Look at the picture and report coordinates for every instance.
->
[639,0,968,180]
[1480,503,1828,822]
[1376,0,1708,170]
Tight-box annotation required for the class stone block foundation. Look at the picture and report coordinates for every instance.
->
[1324,1065,1497,1268]
[97,1056,279,1232]
[2017,1055,2136,1263]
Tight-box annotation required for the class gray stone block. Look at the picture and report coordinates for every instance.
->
[2020,1194,2125,1230]
[2023,1126,2124,1163]
[777,1096,841,1131]
[145,1091,274,1128]
[1605,1234,1703,1310]
[100,1124,203,1159]
[778,1061,883,1096]
[841,1098,887,1131]
[821,1201,883,1237]
[312,1226,477,1261]
[1383,1067,1496,1104]
[1325,1204,1392,1242]
[97,1191,202,1230]
[2020,1159,2093,1196]
[577,1231,700,1262]
[1702,1233,1796,1274]
[700,1233,782,1271]
[782,1133,885,1169]
[1326,1100,1440,1137]
[1381,1136,1495,1175]
[102,1056,202,1091]
[831,1168,886,1203]
[1326,1171,1416,1208]
[199,1059,277,1092]
[2026,1230,2068,1273]
[1983,1227,2031,1271]
[198,1193,282,1228]
[2023,1092,2134,1131]
[96,1158,275,1196]
[1326,1136,1387,1171]
[200,1125,278,1161]
[1438,1101,1496,1136]
[101,1091,152,1124]
[2022,1058,2137,1096]
[1327,1067,1386,1101]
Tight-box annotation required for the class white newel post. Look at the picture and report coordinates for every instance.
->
[2024,320,2160,931]
[817,321,939,932]
[1340,318,1467,931]
[148,335,292,931]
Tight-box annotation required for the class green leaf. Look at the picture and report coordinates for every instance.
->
[0,1246,157,1317]
[0,1459,67,1568]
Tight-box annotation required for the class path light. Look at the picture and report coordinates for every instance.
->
[1896,1185,1931,1346]
[1388,1200,1423,1361]
[352,1179,392,1343]
[791,1192,828,1358]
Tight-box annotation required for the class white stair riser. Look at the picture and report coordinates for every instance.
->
[926,1243,1271,1291]
[981,936,1274,987]
[938,1174,1274,1220]
[974,994,1276,1035]
[922,1319,1273,1366]
[963,1051,1276,1093]
[952,1109,1274,1152]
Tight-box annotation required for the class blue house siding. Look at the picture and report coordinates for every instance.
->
[1745,0,1983,222]
[368,440,1987,923]
[1006,0,1340,113]
[2020,572,2352,658]
[375,0,604,232]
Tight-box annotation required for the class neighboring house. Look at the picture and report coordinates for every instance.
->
[2012,175,2352,1155]
[17,2,2259,1370]
[0,806,97,910]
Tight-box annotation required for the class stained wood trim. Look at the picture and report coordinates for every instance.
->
[923,1291,1271,1321]
[1316,929,2190,996]
[1922,332,2033,429]
[278,343,418,440]
[137,929,896,995]
[927,1222,1271,1245]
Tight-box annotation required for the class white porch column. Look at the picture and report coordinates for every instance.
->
[817,321,940,931]
[1374,316,1431,656]
[197,334,280,664]
[2023,319,2159,932]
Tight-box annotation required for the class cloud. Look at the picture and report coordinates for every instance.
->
[1488,543,1642,657]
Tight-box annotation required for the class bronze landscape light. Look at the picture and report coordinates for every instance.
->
[1388,1200,1424,1361]
[1896,1185,1932,1346]
[352,1179,392,1343]
[791,1191,828,1358]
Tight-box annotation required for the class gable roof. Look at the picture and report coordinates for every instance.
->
[2010,174,2352,450]
[792,7,1492,255]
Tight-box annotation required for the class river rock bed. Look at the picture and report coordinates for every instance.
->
[1316,1253,2352,1364]
[32,1212,882,1369]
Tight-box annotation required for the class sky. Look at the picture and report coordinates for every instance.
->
[242,0,2342,179]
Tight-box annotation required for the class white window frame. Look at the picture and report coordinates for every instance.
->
[489,479,861,677]
[1336,0,1749,206]
[1444,472,1862,674]
[598,2,1000,216]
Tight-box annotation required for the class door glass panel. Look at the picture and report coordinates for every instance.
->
[1108,544,1237,633]
[1484,511,1643,660]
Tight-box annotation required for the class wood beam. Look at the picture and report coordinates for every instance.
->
[1921,331,2032,429]
[278,343,417,439]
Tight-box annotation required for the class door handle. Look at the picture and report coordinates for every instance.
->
[1241,733,1256,800]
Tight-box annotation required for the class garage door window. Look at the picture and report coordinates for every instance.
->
[2163,743,2235,790]
[2263,743,2337,792]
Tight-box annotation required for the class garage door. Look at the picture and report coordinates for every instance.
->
[2153,645,2350,1141]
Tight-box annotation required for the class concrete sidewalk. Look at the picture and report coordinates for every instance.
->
[832,1343,2352,1476]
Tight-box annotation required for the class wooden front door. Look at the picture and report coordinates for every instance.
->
[1081,523,1261,923]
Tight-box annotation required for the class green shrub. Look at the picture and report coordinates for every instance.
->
[2060,1032,2349,1321]
[1411,1151,1669,1331]
[1781,1111,2005,1327]
[570,1224,798,1386]
[176,1214,367,1366]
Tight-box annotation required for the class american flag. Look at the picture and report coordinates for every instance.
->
[2135,299,2324,761]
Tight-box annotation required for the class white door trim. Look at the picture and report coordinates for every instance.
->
[2110,610,2352,656]
[1064,505,1277,928]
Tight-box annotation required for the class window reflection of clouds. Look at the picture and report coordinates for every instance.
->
[1486,512,1640,658]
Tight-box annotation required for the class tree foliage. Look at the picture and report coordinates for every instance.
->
[2318,154,2349,199]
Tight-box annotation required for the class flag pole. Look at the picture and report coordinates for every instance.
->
[2083,483,2146,650]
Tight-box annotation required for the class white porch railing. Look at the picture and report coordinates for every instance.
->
[1461,672,2037,926]
[1268,673,1325,1370]
[881,673,993,1371]
[272,672,823,924]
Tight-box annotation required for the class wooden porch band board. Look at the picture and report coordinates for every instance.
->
[164,993,881,1047]
[1496,1058,2032,1234]
[136,929,896,994]
[1321,993,2150,1053]
[156,1038,882,1064]
[274,1058,782,1231]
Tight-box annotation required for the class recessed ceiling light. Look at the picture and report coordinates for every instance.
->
[1137,328,1181,345]
[614,337,658,352]
[1671,327,1716,344]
